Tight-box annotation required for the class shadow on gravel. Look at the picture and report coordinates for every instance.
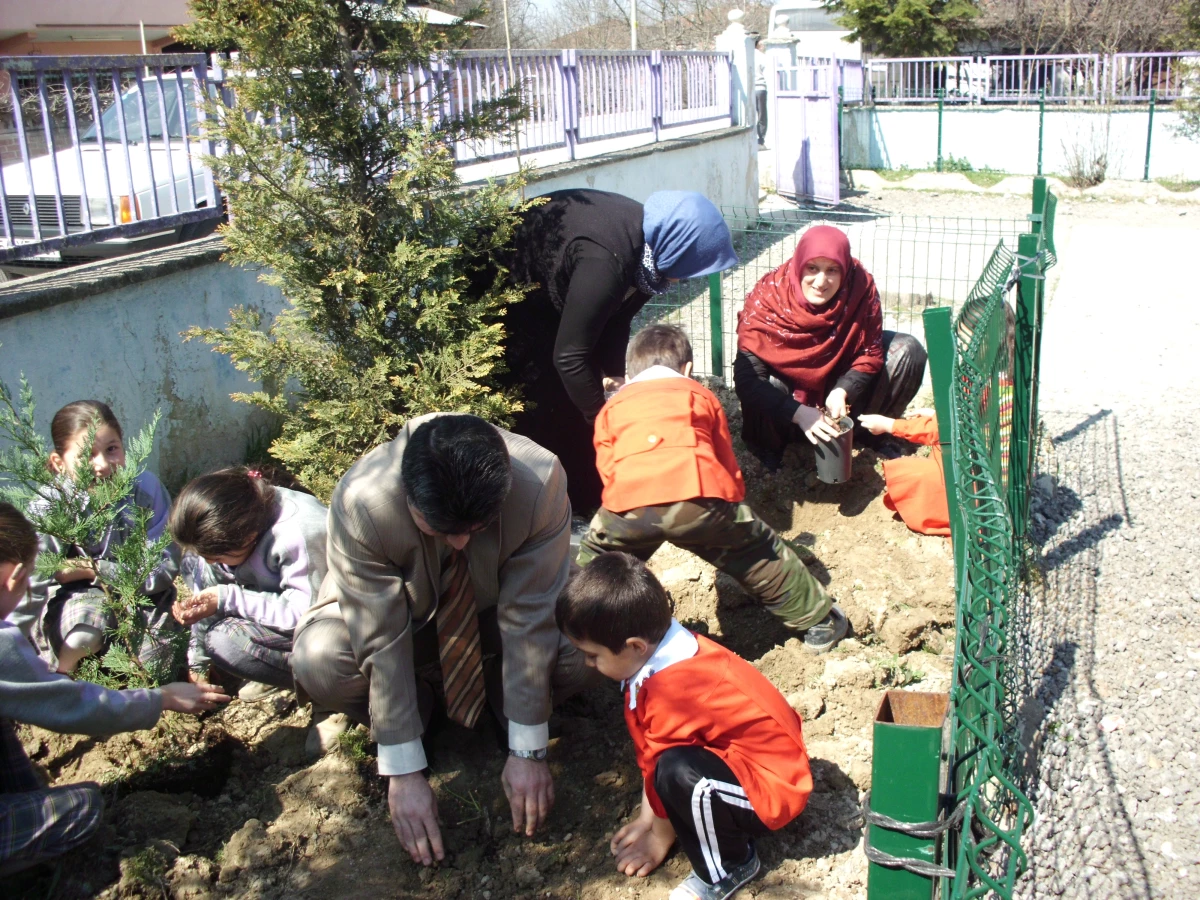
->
[1013,410,1153,900]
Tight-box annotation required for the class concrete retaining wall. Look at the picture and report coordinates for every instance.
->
[843,106,1200,182]
[0,238,286,493]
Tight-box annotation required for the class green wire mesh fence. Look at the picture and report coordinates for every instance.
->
[924,178,1057,899]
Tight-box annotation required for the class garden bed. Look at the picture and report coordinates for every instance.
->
[13,386,955,900]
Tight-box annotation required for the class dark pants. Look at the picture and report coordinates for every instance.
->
[495,287,607,513]
[0,722,102,875]
[738,331,927,466]
[755,89,768,145]
[654,747,770,885]
[578,499,829,629]
[204,618,294,689]
[291,607,597,738]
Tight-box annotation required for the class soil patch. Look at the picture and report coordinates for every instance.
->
[11,390,955,900]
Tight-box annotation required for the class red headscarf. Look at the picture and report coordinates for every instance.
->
[736,225,883,406]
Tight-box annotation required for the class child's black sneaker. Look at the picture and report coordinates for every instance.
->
[800,606,848,653]
[668,847,761,900]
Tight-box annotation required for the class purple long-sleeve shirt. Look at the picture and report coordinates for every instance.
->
[182,487,328,668]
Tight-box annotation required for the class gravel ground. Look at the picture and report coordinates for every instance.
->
[1011,201,1200,899]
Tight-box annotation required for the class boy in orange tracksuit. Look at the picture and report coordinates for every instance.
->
[557,552,812,900]
[579,324,845,652]
[858,413,950,535]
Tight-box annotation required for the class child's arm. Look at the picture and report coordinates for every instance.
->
[710,394,745,484]
[890,414,940,447]
[219,528,322,630]
[0,622,160,734]
[610,781,676,878]
[857,413,895,435]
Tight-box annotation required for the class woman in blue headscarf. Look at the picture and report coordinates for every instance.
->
[500,188,737,511]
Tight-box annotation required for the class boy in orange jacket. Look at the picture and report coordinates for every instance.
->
[858,412,950,536]
[579,324,845,651]
[557,552,813,900]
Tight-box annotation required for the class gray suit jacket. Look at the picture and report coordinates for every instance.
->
[298,414,571,747]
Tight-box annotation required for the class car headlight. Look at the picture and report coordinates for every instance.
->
[88,196,112,225]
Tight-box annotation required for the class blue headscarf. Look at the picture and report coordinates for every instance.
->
[637,192,738,296]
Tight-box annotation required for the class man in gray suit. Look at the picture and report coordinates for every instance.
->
[292,414,596,867]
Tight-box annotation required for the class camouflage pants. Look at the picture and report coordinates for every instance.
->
[577,499,831,629]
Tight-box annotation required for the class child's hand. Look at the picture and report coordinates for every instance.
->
[858,414,895,435]
[54,565,96,584]
[160,680,230,714]
[611,813,675,877]
[173,589,219,626]
[602,376,626,394]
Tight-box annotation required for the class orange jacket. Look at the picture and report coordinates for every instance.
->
[593,377,745,513]
[625,634,812,830]
[881,415,950,536]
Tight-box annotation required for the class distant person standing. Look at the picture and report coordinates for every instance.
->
[755,39,769,147]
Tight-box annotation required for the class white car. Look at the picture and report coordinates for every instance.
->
[0,76,220,278]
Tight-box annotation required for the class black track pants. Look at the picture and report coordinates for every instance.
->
[652,747,771,885]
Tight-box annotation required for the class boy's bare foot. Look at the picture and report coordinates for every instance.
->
[611,814,676,877]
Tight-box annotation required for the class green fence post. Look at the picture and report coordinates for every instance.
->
[936,88,945,172]
[1030,176,1047,235]
[1010,231,1041,539]
[1144,88,1156,182]
[867,692,950,900]
[1037,89,1045,176]
[923,306,964,577]
[708,272,724,380]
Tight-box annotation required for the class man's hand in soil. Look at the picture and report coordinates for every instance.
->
[389,772,444,866]
[610,786,675,877]
[502,754,554,837]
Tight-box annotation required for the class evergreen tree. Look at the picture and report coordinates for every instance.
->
[177,0,531,501]
[824,0,981,57]
[0,375,185,689]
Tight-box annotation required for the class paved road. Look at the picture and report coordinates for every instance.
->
[1015,209,1200,899]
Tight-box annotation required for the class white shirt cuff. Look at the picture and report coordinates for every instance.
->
[377,739,428,777]
[508,721,549,753]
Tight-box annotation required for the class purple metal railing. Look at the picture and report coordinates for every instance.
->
[1109,52,1200,102]
[1,49,733,265]
[863,51,1200,104]
[0,53,221,265]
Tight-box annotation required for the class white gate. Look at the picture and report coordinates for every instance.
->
[773,64,841,204]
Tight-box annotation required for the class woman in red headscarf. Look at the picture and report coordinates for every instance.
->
[734,225,927,471]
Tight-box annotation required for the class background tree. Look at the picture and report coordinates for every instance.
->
[822,0,982,56]
[176,0,530,501]
[975,0,1184,55]
[1173,0,1200,140]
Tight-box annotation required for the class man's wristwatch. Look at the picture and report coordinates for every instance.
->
[508,747,548,761]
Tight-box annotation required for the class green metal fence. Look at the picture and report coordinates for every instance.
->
[923,178,1057,899]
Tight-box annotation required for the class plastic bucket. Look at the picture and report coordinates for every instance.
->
[813,416,854,484]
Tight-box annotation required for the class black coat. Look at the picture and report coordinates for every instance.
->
[506,189,648,420]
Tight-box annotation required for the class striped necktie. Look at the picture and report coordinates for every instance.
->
[436,549,486,729]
